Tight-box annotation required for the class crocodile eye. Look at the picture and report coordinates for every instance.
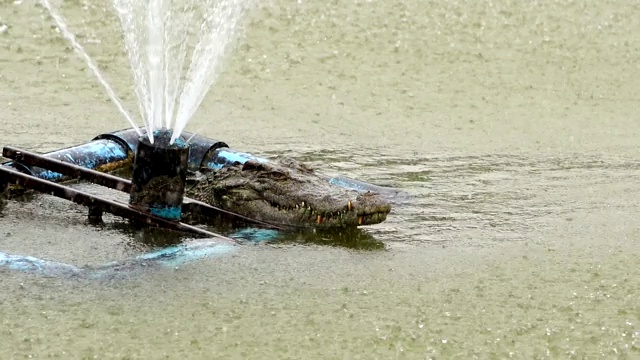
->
[268,170,289,180]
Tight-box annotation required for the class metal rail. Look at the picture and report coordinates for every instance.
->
[0,164,234,241]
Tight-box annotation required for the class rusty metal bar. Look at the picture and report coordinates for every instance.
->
[0,164,237,242]
[2,146,286,231]
[181,198,286,230]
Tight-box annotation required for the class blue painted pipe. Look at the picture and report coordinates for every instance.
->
[205,148,269,170]
[0,128,230,181]
[2,138,131,182]
[0,241,235,280]
[0,228,281,280]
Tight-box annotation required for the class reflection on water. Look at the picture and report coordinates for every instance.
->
[277,227,386,251]
[89,211,387,251]
[92,221,195,249]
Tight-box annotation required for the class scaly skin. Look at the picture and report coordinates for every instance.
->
[186,158,392,229]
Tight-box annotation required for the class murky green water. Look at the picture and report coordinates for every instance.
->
[1,0,640,358]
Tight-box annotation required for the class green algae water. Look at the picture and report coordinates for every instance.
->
[1,0,640,358]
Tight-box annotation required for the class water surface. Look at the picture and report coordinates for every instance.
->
[1,0,639,358]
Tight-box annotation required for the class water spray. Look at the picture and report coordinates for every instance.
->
[40,0,254,145]
[38,0,145,140]
[111,0,254,145]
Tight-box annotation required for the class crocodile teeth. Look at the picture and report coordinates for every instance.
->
[358,216,363,225]
[317,215,323,224]
[347,201,353,211]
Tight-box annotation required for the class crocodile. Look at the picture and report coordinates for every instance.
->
[185,157,392,229]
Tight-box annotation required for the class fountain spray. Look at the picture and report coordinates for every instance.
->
[38,0,145,140]
[37,0,254,220]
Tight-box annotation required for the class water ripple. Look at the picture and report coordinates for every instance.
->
[282,150,640,248]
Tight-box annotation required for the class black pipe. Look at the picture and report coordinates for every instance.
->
[128,130,189,221]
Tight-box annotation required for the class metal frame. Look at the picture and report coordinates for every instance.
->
[0,146,285,242]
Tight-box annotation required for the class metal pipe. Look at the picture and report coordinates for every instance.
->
[0,240,238,279]
[94,128,229,171]
[1,138,132,182]
[3,146,132,192]
[0,128,230,181]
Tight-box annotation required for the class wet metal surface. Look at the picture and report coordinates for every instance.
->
[1,0,640,358]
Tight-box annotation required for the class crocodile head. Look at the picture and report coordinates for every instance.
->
[186,158,392,229]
